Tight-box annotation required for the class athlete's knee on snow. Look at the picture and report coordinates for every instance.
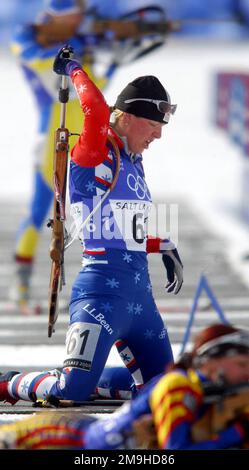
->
[57,321,113,400]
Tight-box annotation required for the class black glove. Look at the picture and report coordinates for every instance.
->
[237,418,249,440]
[161,239,183,295]
[53,45,81,76]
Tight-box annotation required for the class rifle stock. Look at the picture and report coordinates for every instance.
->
[34,18,176,46]
[192,386,249,446]
[48,127,69,337]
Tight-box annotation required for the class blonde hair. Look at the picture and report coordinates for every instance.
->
[109,107,124,125]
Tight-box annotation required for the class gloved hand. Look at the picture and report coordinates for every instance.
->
[236,407,249,440]
[53,45,81,76]
[161,239,183,295]
[237,418,249,439]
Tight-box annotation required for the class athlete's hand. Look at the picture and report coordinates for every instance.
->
[132,414,158,449]
[237,419,249,440]
[53,45,81,76]
[161,240,183,295]
[236,407,249,441]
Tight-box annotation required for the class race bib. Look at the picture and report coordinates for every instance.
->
[64,322,101,371]
[109,199,151,251]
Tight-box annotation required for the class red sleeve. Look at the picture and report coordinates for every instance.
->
[70,68,110,167]
[146,236,162,253]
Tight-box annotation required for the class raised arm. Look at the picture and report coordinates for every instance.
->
[53,46,110,167]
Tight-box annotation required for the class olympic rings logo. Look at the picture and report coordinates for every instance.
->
[127,174,150,200]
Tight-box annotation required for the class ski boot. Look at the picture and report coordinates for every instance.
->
[0,371,20,405]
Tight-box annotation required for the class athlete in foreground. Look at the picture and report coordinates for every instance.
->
[0,324,248,449]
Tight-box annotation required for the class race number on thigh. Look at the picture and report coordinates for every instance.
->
[64,322,101,371]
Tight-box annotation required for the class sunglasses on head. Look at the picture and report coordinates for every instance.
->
[124,98,177,115]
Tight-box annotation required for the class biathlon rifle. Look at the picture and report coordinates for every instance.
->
[47,48,71,338]
[34,5,177,49]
